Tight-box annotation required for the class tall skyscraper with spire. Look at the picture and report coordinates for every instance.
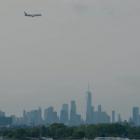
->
[86,84,93,124]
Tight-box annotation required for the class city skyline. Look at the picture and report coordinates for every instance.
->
[0,88,139,125]
[0,0,140,120]
[0,85,139,121]
[0,89,115,126]
[0,89,140,126]
[0,86,121,117]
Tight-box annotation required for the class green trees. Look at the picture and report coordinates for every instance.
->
[46,123,67,138]
[1,123,140,139]
[72,126,85,138]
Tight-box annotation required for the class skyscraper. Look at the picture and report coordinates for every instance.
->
[38,107,43,124]
[69,100,82,125]
[92,105,110,124]
[98,105,102,112]
[117,113,122,123]
[22,108,43,126]
[112,110,116,123]
[44,106,59,124]
[86,87,93,124]
[0,111,5,117]
[70,100,76,124]
[132,107,140,126]
[60,104,69,124]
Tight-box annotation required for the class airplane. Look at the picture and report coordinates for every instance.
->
[24,11,42,17]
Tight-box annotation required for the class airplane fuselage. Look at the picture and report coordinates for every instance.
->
[24,12,42,17]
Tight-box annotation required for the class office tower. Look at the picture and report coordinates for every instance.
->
[44,106,59,124]
[97,105,102,123]
[53,111,59,123]
[22,108,43,126]
[23,110,27,125]
[0,111,12,126]
[70,100,76,124]
[100,112,110,123]
[70,100,81,125]
[94,105,110,124]
[0,111,5,117]
[98,105,102,112]
[118,113,122,123]
[86,87,93,124]
[37,107,43,124]
[75,114,82,125]
[132,107,140,126]
[70,100,76,122]
[112,110,115,123]
[0,116,12,126]
[70,100,76,115]
[60,104,69,124]
[44,107,54,124]
[129,117,133,125]
[70,100,82,125]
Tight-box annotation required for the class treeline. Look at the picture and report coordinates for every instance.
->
[1,123,140,139]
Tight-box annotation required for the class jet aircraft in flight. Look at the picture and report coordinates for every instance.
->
[24,12,42,17]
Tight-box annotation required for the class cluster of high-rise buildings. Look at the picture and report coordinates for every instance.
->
[85,90,110,124]
[0,89,140,127]
[11,89,118,126]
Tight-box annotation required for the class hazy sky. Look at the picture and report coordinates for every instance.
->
[0,0,140,120]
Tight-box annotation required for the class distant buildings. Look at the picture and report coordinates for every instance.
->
[0,111,5,117]
[132,107,140,126]
[0,110,12,126]
[118,113,122,123]
[21,107,43,126]
[60,104,69,125]
[86,89,94,124]
[44,106,59,124]
[85,87,110,124]
[69,100,82,125]
[93,105,110,124]
[0,116,12,126]
[112,110,116,123]
[6,88,120,126]
[1,88,140,127]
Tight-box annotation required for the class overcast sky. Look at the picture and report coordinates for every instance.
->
[0,0,140,120]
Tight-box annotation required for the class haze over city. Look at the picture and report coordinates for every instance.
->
[0,0,140,120]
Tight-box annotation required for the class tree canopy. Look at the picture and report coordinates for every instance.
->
[1,123,140,139]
